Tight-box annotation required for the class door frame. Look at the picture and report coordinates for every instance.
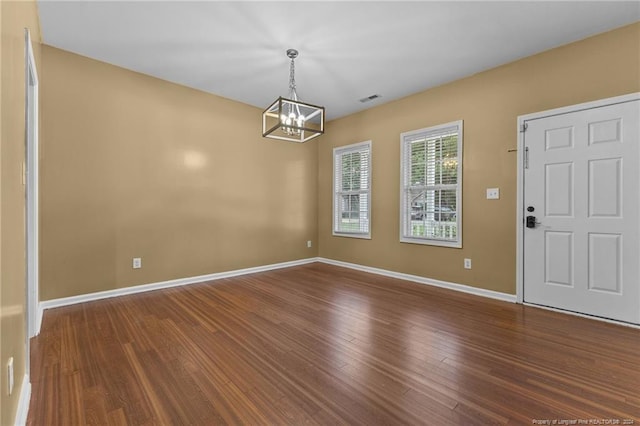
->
[25,28,40,344]
[516,92,640,306]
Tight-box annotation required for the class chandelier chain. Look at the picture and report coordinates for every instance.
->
[288,57,298,100]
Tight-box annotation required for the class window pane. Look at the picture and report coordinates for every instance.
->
[411,162,426,186]
[426,139,437,186]
[410,140,426,185]
[410,134,458,188]
[409,191,426,221]
[359,152,369,190]
[341,151,369,191]
[341,194,351,218]
[349,194,360,219]
[341,153,352,191]
[440,134,458,185]
[407,188,457,240]
[358,193,370,233]
[337,193,370,233]
[352,152,361,190]
[440,189,457,221]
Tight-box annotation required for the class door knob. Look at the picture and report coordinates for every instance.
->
[526,216,541,228]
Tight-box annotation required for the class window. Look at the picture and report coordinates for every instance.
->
[333,141,372,238]
[400,121,462,247]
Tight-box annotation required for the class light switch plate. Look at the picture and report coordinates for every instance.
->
[486,188,500,200]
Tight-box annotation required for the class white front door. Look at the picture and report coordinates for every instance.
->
[523,98,640,324]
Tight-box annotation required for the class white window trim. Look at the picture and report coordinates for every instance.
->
[399,120,463,248]
[333,140,372,239]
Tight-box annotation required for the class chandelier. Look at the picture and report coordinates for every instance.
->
[262,49,325,143]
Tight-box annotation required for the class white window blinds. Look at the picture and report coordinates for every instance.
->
[333,141,372,238]
[400,121,462,247]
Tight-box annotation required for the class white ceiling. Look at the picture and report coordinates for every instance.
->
[37,1,640,120]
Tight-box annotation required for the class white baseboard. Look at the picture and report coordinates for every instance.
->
[14,374,31,426]
[37,255,515,323]
[317,257,517,303]
[38,257,319,314]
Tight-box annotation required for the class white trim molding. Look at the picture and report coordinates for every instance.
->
[25,28,40,339]
[15,375,31,426]
[318,257,516,303]
[38,258,319,315]
[37,255,518,329]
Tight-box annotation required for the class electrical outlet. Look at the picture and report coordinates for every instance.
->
[132,257,142,269]
[307,240,312,248]
[486,188,500,200]
[464,258,472,269]
[7,357,14,395]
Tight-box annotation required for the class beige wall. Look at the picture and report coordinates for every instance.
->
[37,22,640,302]
[1,0,41,424]
[318,23,640,295]
[40,46,318,301]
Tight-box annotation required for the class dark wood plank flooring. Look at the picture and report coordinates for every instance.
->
[28,263,640,425]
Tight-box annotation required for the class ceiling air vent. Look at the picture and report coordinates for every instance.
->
[359,94,382,103]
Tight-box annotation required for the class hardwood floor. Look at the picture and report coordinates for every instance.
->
[28,263,640,425]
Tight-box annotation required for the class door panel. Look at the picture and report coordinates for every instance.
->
[587,233,621,294]
[588,158,621,217]
[523,99,639,324]
[545,162,573,216]
[544,231,574,287]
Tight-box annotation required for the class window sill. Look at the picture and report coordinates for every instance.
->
[333,232,372,240]
[399,236,461,248]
